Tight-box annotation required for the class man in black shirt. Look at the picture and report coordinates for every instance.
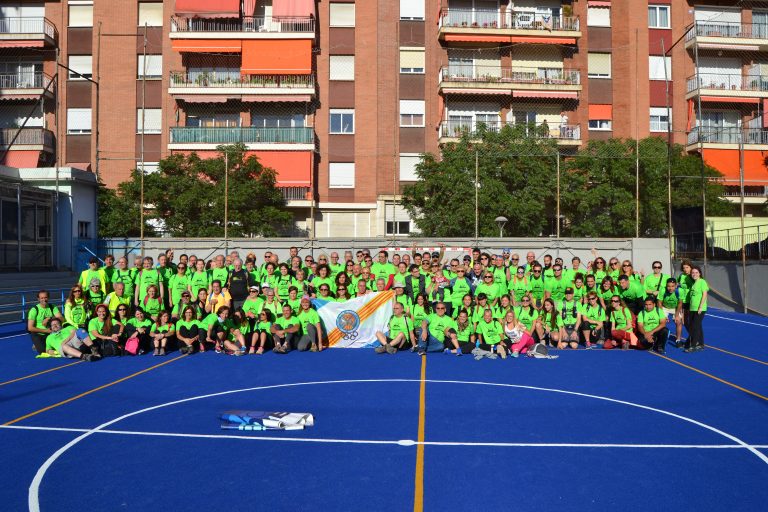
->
[227,258,252,310]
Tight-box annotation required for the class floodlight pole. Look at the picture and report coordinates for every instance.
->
[738,124,747,314]
[474,149,479,243]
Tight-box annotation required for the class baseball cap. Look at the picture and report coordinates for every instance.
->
[431,251,440,258]
[463,255,471,261]
[249,285,259,291]
[89,278,101,287]
[565,287,574,294]
[393,282,405,289]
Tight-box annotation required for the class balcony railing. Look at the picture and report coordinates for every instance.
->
[0,17,57,39]
[440,9,579,32]
[687,73,768,93]
[440,65,580,85]
[170,127,314,145]
[0,127,54,148]
[439,120,580,142]
[170,15,314,33]
[686,21,768,41]
[280,186,311,201]
[170,71,314,89]
[688,127,768,145]
[0,72,52,90]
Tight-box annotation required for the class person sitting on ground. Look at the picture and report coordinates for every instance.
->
[375,301,415,354]
[226,309,250,356]
[513,295,538,341]
[171,290,195,321]
[418,301,459,356]
[580,292,606,348]
[207,305,234,354]
[150,310,175,356]
[475,307,506,359]
[637,296,668,354]
[557,288,581,350]
[607,295,635,350]
[453,309,475,355]
[502,310,535,357]
[250,309,272,355]
[45,317,100,361]
[125,307,152,354]
[175,305,200,355]
[271,304,301,353]
[242,285,264,323]
[88,304,122,355]
[297,296,323,352]
[27,289,63,354]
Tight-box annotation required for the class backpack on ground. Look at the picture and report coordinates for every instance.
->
[124,334,140,355]
[529,343,559,359]
[98,339,121,357]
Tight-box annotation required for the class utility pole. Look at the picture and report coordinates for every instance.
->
[738,123,748,314]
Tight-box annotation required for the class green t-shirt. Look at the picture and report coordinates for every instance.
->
[412,304,429,327]
[209,267,230,286]
[449,277,472,305]
[169,274,191,305]
[620,281,645,302]
[136,268,160,302]
[660,289,680,310]
[112,269,136,297]
[370,262,397,282]
[275,275,296,299]
[677,274,694,305]
[508,277,529,302]
[571,285,586,303]
[476,318,503,345]
[557,300,581,326]
[46,326,75,354]
[388,315,412,340]
[199,313,219,330]
[644,273,670,295]
[142,297,163,317]
[284,297,301,314]
[545,277,569,302]
[29,304,60,330]
[65,299,88,328]
[274,315,301,333]
[157,265,174,289]
[454,322,474,343]
[150,323,174,334]
[689,278,709,312]
[540,311,564,330]
[242,297,265,317]
[127,317,152,331]
[297,308,320,333]
[610,307,633,332]
[638,307,664,331]
[256,320,272,332]
[528,276,546,300]
[475,282,500,303]
[513,305,538,332]
[581,303,606,327]
[175,319,200,332]
[190,271,211,298]
[395,294,413,314]
[491,267,508,295]
[426,313,455,342]
[87,317,107,340]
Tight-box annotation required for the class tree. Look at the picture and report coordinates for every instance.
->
[97,180,149,238]
[401,124,559,237]
[99,143,292,237]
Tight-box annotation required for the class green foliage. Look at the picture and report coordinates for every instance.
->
[97,181,148,238]
[402,132,732,238]
[98,143,291,237]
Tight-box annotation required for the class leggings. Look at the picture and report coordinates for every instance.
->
[29,333,46,354]
[510,333,535,354]
[687,311,705,349]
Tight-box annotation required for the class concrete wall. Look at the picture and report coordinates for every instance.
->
[687,260,768,316]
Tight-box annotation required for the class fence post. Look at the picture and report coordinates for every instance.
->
[21,294,26,321]
[759,225,762,260]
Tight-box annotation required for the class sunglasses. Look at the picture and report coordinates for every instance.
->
[117,308,128,311]
[511,258,519,261]
[532,270,542,274]
[73,289,82,293]
[610,261,619,266]
[653,266,662,269]
[588,298,597,301]
[611,300,620,303]
[622,264,631,268]
[436,306,446,310]
[456,269,465,272]
[337,287,346,291]
[182,294,191,297]
[320,288,330,292]
[484,276,493,279]
[522,299,530,303]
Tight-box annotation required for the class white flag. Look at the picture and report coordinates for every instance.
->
[312,291,394,348]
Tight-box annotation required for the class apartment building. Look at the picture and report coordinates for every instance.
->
[0,1,764,239]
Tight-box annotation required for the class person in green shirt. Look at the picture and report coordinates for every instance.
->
[150,310,175,356]
[490,255,509,296]
[580,292,606,348]
[392,282,413,315]
[685,266,709,353]
[111,257,136,299]
[563,256,584,286]
[45,318,101,361]
[225,310,250,356]
[371,250,397,287]
[101,255,116,293]
[242,286,264,321]
[175,305,200,354]
[608,296,635,350]
[557,288,581,349]
[492,294,513,320]
[328,252,346,277]
[471,294,492,326]
[296,296,324,352]
[86,279,105,306]
[168,263,191,308]
[508,266,529,307]
[209,255,230,288]
[79,257,106,291]
[88,304,122,355]
[544,265,569,303]
[618,275,645,315]
[419,302,460,355]
[589,255,608,284]
[250,309,272,355]
[449,267,472,313]
[283,286,302,315]
[607,257,622,282]
[643,261,670,298]
[190,259,211,300]
[677,259,694,328]
[475,308,506,358]
[393,262,409,286]
[475,272,501,306]
[658,278,684,347]
[637,297,668,354]
[27,289,64,354]
[528,265,546,308]
[535,299,564,348]
[570,274,587,304]
[376,301,415,354]
[271,304,301,353]
[453,309,476,355]
[513,297,539,335]
[598,276,618,311]
[311,264,336,296]
[584,274,599,299]
[126,308,153,354]
[274,263,297,302]
[156,254,175,307]
[171,290,197,320]
[141,284,164,322]
[135,256,163,306]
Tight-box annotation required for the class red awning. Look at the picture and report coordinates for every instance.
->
[254,150,312,186]
[272,0,316,18]
[171,39,242,52]
[241,40,312,75]
[0,41,45,48]
[175,0,240,18]
[443,34,509,43]
[243,0,257,17]
[588,1,611,6]
[701,96,759,104]
[513,91,579,99]
[241,95,313,102]
[1,150,40,167]
[702,149,768,184]
[589,104,613,120]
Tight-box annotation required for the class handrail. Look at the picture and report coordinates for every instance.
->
[688,126,768,145]
[0,17,57,39]
[686,73,768,93]
[440,120,580,141]
[0,128,55,147]
[439,8,579,31]
[440,65,580,85]
[170,71,314,89]
[0,72,53,89]
[170,126,315,144]
[0,287,72,324]
[686,20,768,40]
[171,15,315,33]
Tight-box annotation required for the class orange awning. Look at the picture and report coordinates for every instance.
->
[444,34,510,43]
[589,104,613,120]
[254,150,312,186]
[510,36,577,44]
[701,96,759,104]
[241,40,312,75]
[1,150,40,167]
[171,39,242,52]
[702,149,768,184]
[175,0,240,17]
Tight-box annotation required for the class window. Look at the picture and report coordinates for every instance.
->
[588,104,612,131]
[137,161,160,174]
[649,56,671,81]
[68,4,93,27]
[400,100,425,127]
[400,0,425,20]
[587,7,610,27]
[399,154,420,181]
[78,221,90,239]
[329,162,355,188]
[137,55,162,79]
[588,119,612,130]
[650,107,670,132]
[386,221,411,236]
[400,48,425,74]
[648,5,670,29]
[587,53,611,79]
[329,109,354,134]
[67,108,91,134]
[138,2,163,27]
[329,3,355,27]
[329,55,355,80]
[68,55,92,80]
[137,108,162,134]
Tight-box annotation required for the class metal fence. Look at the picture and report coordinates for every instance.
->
[169,126,314,145]
[170,15,315,33]
[674,224,768,260]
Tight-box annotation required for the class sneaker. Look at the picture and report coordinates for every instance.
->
[375,345,387,354]
[621,341,629,350]
[153,348,159,356]
[684,346,695,353]
[418,349,426,356]
[215,343,222,354]
[386,344,397,355]
[455,349,462,356]
[179,346,189,355]
[410,346,418,353]
[234,350,245,356]
[81,353,96,362]
[497,344,507,359]
[443,348,451,354]
[586,341,594,349]
[511,351,519,358]
[694,344,705,352]
[159,348,166,356]
[272,346,280,353]
[310,343,318,352]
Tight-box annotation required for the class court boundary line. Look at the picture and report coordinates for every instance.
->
[709,314,768,328]
[650,352,768,402]
[0,361,82,387]
[2,424,768,449]
[26,378,768,512]
[413,358,426,512]
[3,354,188,426]
[706,345,768,367]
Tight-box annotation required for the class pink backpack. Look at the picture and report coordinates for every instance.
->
[124,334,140,355]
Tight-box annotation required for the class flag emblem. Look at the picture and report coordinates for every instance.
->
[336,310,360,334]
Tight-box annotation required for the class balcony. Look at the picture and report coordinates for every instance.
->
[0,73,54,101]
[439,120,580,146]
[686,73,768,101]
[169,71,315,99]
[685,21,768,51]
[438,9,580,43]
[687,126,768,150]
[279,186,312,207]
[439,65,581,99]
[0,17,57,46]
[170,15,315,39]
[0,127,55,151]
[168,126,314,151]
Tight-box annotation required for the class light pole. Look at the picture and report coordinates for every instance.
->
[495,216,508,238]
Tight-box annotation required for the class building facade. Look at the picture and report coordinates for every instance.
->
[0,0,765,238]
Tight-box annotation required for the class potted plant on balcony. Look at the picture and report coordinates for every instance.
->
[195,72,210,87]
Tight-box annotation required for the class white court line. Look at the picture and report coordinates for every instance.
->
[26,378,768,512]
[0,333,28,340]
[709,314,768,328]
[2,424,767,449]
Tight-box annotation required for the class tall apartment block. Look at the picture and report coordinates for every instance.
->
[0,1,765,240]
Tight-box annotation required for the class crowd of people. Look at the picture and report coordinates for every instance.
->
[25,245,709,362]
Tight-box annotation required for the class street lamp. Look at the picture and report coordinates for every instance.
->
[495,216,508,238]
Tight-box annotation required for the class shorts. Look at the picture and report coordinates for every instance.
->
[663,308,676,322]
[564,325,578,338]
[63,337,85,358]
